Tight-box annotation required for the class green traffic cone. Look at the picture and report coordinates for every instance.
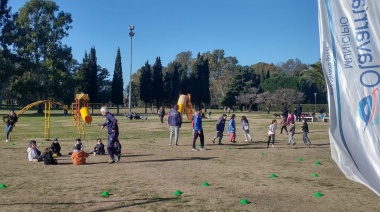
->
[260,152,265,156]
[240,198,250,205]
[269,173,277,179]
[226,147,231,151]
[174,190,183,196]
[314,192,323,198]
[0,184,7,189]
[101,191,110,197]
[312,173,319,178]
[315,161,322,165]
[202,182,209,187]
[298,157,303,162]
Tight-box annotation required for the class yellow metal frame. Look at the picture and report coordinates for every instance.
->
[16,100,85,141]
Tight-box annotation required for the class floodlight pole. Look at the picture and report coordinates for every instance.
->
[314,93,317,114]
[128,26,135,115]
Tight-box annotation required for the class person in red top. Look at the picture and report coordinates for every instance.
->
[71,144,89,165]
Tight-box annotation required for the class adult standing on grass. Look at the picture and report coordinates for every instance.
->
[100,106,120,164]
[192,107,206,151]
[3,110,18,143]
[301,118,311,146]
[296,104,303,122]
[158,106,165,123]
[168,105,182,146]
[212,114,227,145]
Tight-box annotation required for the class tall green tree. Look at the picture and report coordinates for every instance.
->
[87,47,98,102]
[12,0,72,110]
[97,65,111,103]
[152,57,163,109]
[111,48,124,114]
[139,61,153,113]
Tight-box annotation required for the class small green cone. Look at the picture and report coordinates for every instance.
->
[240,198,250,205]
[0,184,7,189]
[314,192,324,198]
[226,147,231,151]
[269,173,277,179]
[40,142,43,144]
[298,157,303,162]
[11,143,15,147]
[260,152,265,156]
[202,182,209,187]
[174,190,183,196]
[315,161,322,165]
[197,144,201,147]
[312,173,319,178]
[101,191,110,197]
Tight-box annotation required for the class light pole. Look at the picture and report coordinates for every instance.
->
[128,26,135,114]
[314,93,317,114]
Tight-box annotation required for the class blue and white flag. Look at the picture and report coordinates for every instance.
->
[318,0,380,195]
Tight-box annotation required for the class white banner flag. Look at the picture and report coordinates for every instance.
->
[318,0,380,195]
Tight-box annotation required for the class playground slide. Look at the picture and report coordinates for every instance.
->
[177,94,193,121]
[80,107,92,124]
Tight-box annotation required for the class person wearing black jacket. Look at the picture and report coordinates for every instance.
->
[3,110,18,143]
[302,118,311,146]
[50,138,62,156]
[212,114,227,145]
[41,148,57,165]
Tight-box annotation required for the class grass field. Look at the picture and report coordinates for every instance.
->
[0,107,379,211]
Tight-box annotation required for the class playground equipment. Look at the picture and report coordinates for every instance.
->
[73,93,92,125]
[177,94,193,121]
[16,100,85,140]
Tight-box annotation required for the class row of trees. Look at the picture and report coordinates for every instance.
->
[0,0,327,114]
[129,50,325,112]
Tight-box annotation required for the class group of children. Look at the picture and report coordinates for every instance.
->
[211,114,252,145]
[209,112,311,149]
[27,138,120,165]
[267,113,311,148]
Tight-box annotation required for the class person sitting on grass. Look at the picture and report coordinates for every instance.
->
[71,144,89,165]
[41,147,58,165]
[27,140,42,162]
[50,138,61,156]
[68,138,84,155]
[93,138,105,156]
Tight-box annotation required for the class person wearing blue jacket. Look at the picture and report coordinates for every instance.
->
[192,107,205,151]
[100,106,120,164]
[212,114,227,145]
[228,114,237,143]
[168,105,182,146]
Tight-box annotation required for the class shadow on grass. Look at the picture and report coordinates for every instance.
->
[0,197,177,210]
[130,157,217,163]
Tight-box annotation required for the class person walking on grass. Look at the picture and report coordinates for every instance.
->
[168,105,182,146]
[212,114,227,145]
[280,114,288,135]
[3,110,18,143]
[241,116,252,142]
[158,106,165,123]
[287,122,296,145]
[192,107,205,151]
[100,106,120,164]
[301,118,311,146]
[267,119,277,148]
[228,114,237,143]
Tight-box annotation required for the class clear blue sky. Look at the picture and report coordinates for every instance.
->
[8,0,320,85]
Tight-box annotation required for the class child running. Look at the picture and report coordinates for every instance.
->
[287,122,296,145]
[228,114,236,143]
[212,114,227,145]
[241,116,252,142]
[267,119,277,148]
